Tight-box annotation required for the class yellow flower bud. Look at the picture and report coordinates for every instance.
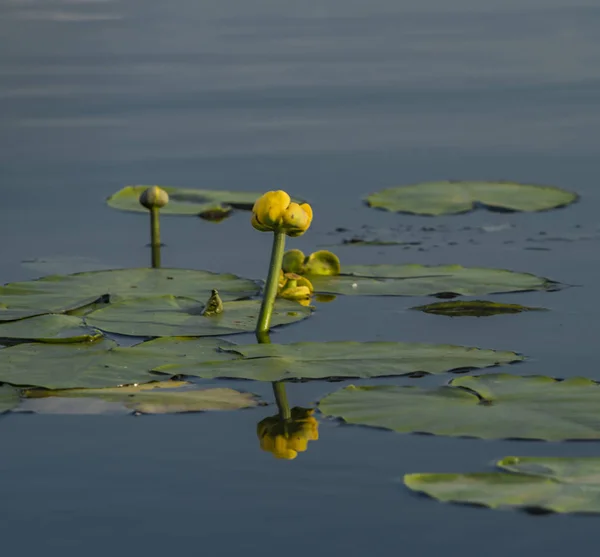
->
[251,191,312,237]
[139,186,169,210]
[278,273,313,303]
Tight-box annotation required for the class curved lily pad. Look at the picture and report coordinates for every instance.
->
[309,264,559,297]
[319,374,600,441]
[365,181,578,216]
[0,268,259,322]
[155,341,522,381]
[0,337,238,389]
[405,456,600,514]
[85,297,312,337]
[0,314,103,342]
[411,300,544,317]
[108,185,265,216]
[0,385,21,413]
[26,381,260,414]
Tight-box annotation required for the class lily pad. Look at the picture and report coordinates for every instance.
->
[85,296,312,337]
[319,374,600,441]
[154,341,523,381]
[0,314,103,342]
[108,185,266,216]
[0,385,21,413]
[308,264,559,297]
[411,300,545,317]
[0,268,259,322]
[365,181,578,216]
[0,337,238,389]
[404,456,600,514]
[27,381,260,414]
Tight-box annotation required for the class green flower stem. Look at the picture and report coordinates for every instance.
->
[150,207,161,268]
[255,231,286,337]
[272,381,291,421]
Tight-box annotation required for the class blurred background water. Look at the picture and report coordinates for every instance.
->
[1,0,600,555]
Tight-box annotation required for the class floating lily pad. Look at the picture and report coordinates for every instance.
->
[0,314,103,342]
[26,381,260,414]
[155,341,522,381]
[0,337,238,389]
[0,268,259,322]
[365,182,578,216]
[108,185,266,215]
[319,374,600,440]
[412,300,545,317]
[308,264,559,297]
[405,456,600,514]
[86,296,312,337]
[0,385,21,413]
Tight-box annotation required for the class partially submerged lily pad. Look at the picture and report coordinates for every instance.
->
[0,337,238,389]
[319,374,600,441]
[0,314,103,342]
[25,381,260,414]
[411,300,545,317]
[85,297,312,337]
[405,456,600,514]
[0,268,259,322]
[365,181,578,216]
[309,264,560,297]
[155,341,522,381]
[107,185,265,215]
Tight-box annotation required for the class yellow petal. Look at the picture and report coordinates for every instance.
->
[252,190,291,229]
[282,249,306,274]
[282,202,311,235]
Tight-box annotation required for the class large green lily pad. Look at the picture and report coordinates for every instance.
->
[0,268,259,322]
[154,341,522,381]
[85,296,312,337]
[308,264,560,297]
[405,456,600,514]
[0,337,239,389]
[411,300,544,317]
[365,181,578,216]
[319,374,600,441]
[26,381,261,414]
[107,185,265,216]
[0,314,103,342]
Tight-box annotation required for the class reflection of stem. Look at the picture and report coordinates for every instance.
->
[255,231,286,337]
[150,208,161,268]
[272,382,291,421]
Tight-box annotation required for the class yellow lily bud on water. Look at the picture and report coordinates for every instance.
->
[257,408,319,460]
[251,191,313,237]
[278,273,313,303]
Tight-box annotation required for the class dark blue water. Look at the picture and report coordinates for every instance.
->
[2,0,600,554]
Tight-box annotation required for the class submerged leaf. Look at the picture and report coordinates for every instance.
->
[85,297,312,337]
[0,268,259,322]
[29,381,260,414]
[412,300,545,317]
[365,181,578,216]
[155,341,522,381]
[405,456,600,514]
[319,374,600,441]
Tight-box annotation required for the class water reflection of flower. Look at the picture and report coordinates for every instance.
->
[257,407,319,460]
[256,382,319,460]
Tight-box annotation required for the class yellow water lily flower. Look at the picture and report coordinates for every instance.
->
[251,190,313,237]
[278,273,313,303]
[257,407,319,460]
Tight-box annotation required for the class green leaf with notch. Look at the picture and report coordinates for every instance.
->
[155,341,522,381]
[365,181,578,216]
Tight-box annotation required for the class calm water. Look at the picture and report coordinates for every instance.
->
[2,0,600,554]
